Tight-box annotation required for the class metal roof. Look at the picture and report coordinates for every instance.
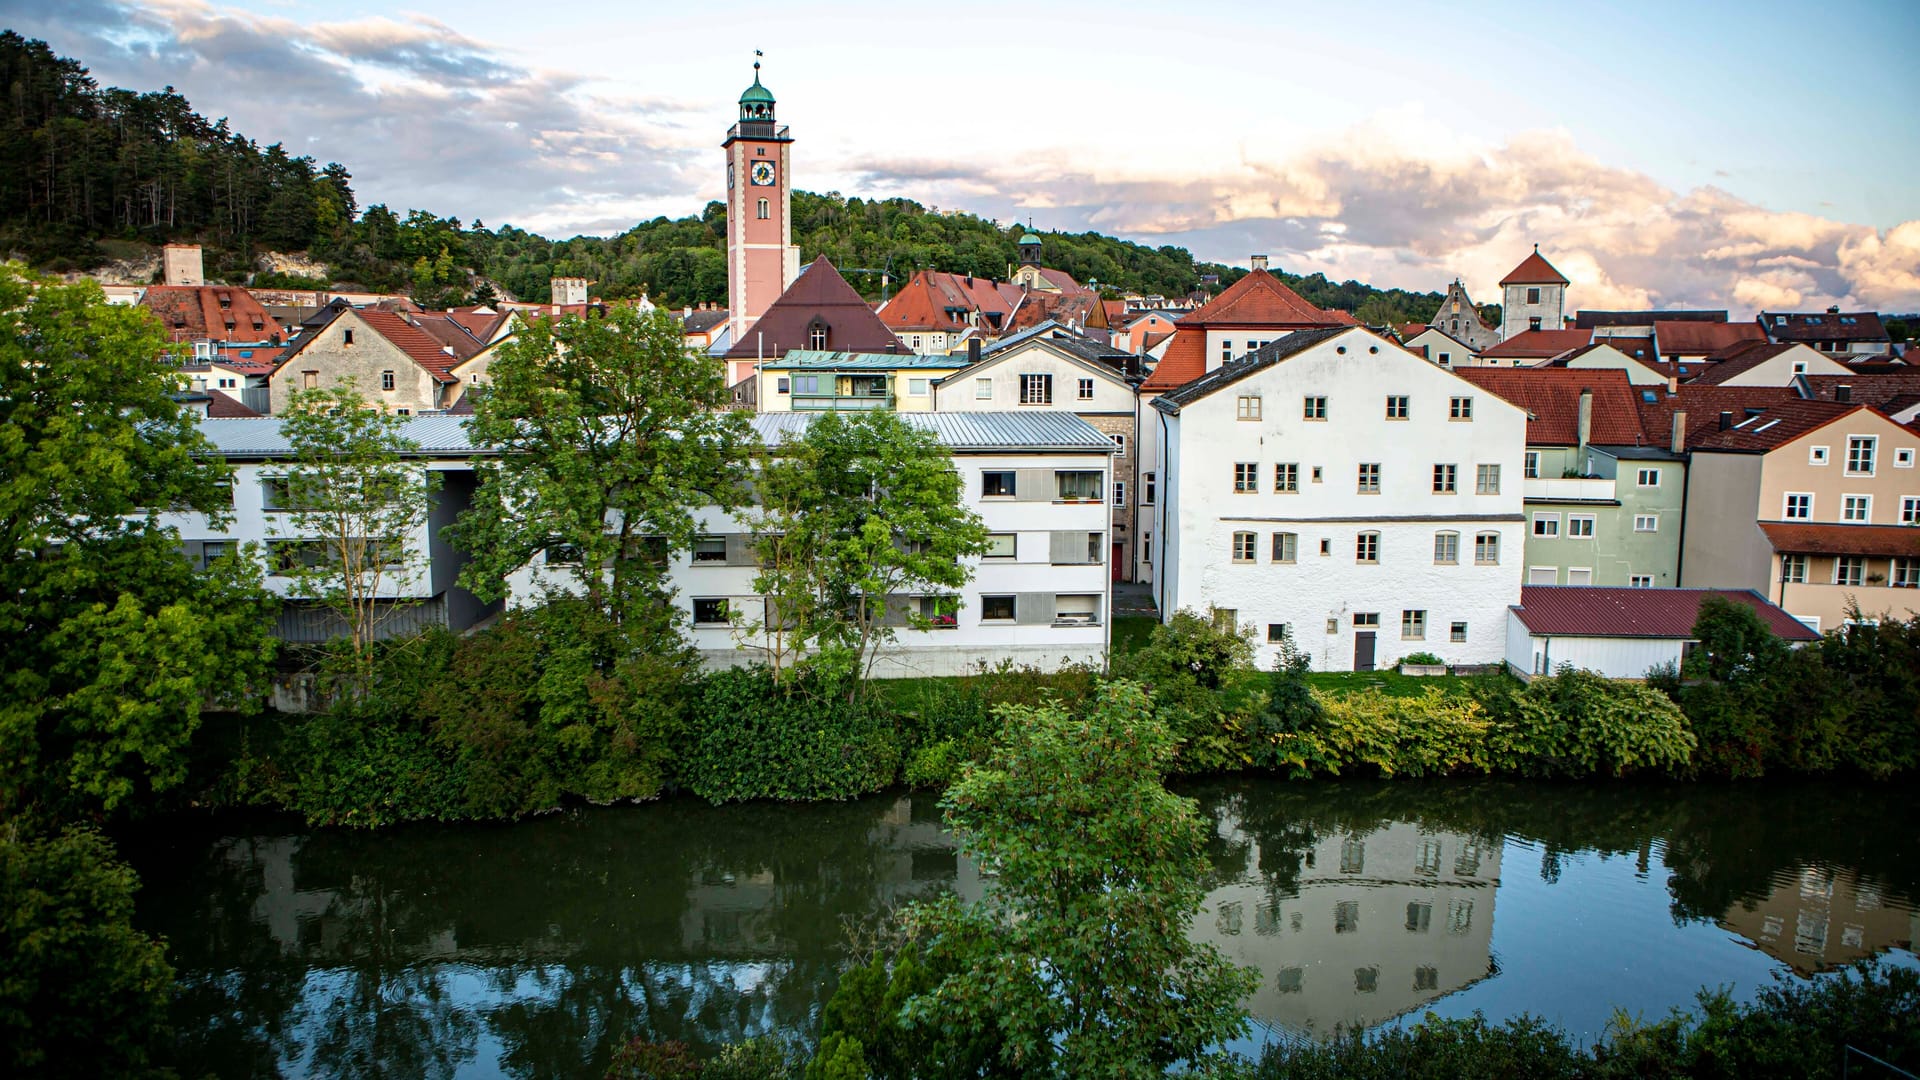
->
[751,411,1116,452]
[196,416,478,457]
[758,350,964,371]
[1509,586,1818,641]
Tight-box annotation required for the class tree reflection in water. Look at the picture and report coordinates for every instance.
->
[127,778,1918,1077]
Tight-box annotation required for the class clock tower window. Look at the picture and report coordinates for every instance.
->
[757,199,770,220]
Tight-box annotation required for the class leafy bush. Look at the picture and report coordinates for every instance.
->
[681,668,900,802]
[1270,687,1491,778]
[604,1038,701,1080]
[1398,652,1445,667]
[0,826,173,1079]
[1113,609,1268,773]
[705,1038,799,1080]
[887,659,1098,788]
[1482,668,1695,777]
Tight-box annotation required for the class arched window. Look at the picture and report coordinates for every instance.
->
[756,198,770,220]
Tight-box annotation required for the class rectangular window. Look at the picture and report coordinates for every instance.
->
[1449,396,1473,420]
[1077,377,1094,400]
[1637,467,1661,488]
[1267,622,1291,643]
[1526,287,1541,305]
[756,198,770,219]
[918,595,959,628]
[1785,493,1813,520]
[1780,555,1806,584]
[1406,901,1432,933]
[1353,612,1380,627]
[1356,532,1380,564]
[1567,514,1595,538]
[380,370,395,391]
[1846,436,1877,476]
[1533,513,1560,538]
[1896,448,1915,468]
[1221,339,1233,365]
[1110,433,1127,456]
[1113,481,1126,507]
[1385,395,1409,420]
[1020,373,1053,405]
[302,370,319,389]
[1358,462,1381,494]
[1434,532,1459,564]
[1448,899,1473,934]
[981,594,1016,621]
[692,598,731,626]
[982,471,1015,497]
[1834,556,1865,587]
[1232,531,1257,563]
[1476,464,1501,494]
[1437,352,1452,367]
[1402,610,1426,640]
[1237,395,1262,420]
[1524,451,1540,479]
[1234,463,1259,492]
[1274,463,1299,492]
[1055,471,1103,501]
[975,377,991,400]
[1143,471,1157,506]
[776,377,790,394]
[1272,531,1297,563]
[691,536,727,562]
[1432,463,1457,494]
[984,533,1016,559]
[1843,495,1872,523]
[907,378,929,396]
[1475,532,1500,564]
[1450,621,1468,643]
[1627,574,1653,587]
[1634,514,1659,532]
[1303,396,1327,420]
[1902,496,1919,525]
[1567,567,1593,585]
[1893,557,1919,588]
[1054,594,1099,625]
[1810,445,1830,466]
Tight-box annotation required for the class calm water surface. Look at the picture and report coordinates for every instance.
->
[128,778,1920,1078]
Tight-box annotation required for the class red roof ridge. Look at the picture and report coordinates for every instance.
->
[1500,248,1570,287]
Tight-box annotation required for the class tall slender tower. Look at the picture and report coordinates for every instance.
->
[725,58,799,349]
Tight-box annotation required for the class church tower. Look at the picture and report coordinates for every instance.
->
[725,59,800,350]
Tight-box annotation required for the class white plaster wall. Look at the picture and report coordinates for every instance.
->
[1509,629,1683,679]
[1160,329,1526,670]
[1500,283,1564,340]
[940,348,1136,414]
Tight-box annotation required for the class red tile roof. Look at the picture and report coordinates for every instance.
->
[723,257,905,359]
[1684,344,1804,385]
[142,285,275,342]
[879,270,1019,333]
[1452,368,1645,445]
[407,311,491,362]
[1688,400,1864,452]
[1759,522,1920,559]
[206,390,261,418]
[1397,322,1429,340]
[1184,268,1331,327]
[1326,309,1361,326]
[1139,329,1208,391]
[1797,373,1920,407]
[1761,310,1890,344]
[1655,320,1766,356]
[1634,385,1800,448]
[354,310,462,383]
[1037,267,1081,291]
[1510,586,1818,641]
[1481,328,1593,360]
[1500,249,1570,286]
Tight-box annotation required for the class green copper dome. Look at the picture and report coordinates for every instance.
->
[1018,232,1042,245]
[739,75,775,106]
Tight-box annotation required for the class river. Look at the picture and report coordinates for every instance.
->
[128,777,1920,1078]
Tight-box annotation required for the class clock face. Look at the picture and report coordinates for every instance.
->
[749,160,776,187]
[727,162,734,189]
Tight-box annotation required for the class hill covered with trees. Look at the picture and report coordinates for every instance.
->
[0,31,1446,323]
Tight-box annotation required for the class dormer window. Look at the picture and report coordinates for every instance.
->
[808,324,828,350]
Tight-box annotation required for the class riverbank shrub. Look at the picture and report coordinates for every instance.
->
[1115,609,1270,774]
[885,660,1098,788]
[681,668,900,803]
[0,825,174,1079]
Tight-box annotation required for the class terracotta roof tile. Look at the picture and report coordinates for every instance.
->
[1688,400,1864,452]
[1499,249,1570,286]
[142,285,276,342]
[1452,368,1644,445]
[1139,328,1208,391]
[1761,310,1890,344]
[879,270,1019,333]
[1634,385,1800,447]
[1683,344,1806,385]
[1798,373,1920,407]
[206,390,262,418]
[1510,585,1818,641]
[356,310,461,383]
[1481,329,1593,359]
[1655,320,1766,355]
[1184,268,1332,327]
[1759,522,1920,560]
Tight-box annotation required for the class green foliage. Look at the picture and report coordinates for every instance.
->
[1482,668,1696,777]
[1227,962,1920,1080]
[1398,651,1445,667]
[705,1039,800,1080]
[681,668,900,803]
[901,681,1257,1076]
[1683,596,1787,683]
[1273,687,1492,778]
[802,1033,870,1080]
[0,267,277,818]
[605,1038,702,1080]
[0,825,173,1078]
[1114,609,1268,773]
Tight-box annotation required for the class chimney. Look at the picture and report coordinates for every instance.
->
[967,338,982,365]
[1667,376,1678,395]
[1577,388,1593,449]
[1836,384,1851,403]
[1250,254,1269,272]
[1671,410,1687,454]
[1827,305,1841,315]
[1718,410,1733,431]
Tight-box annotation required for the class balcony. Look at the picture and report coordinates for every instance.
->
[791,391,895,411]
[1524,477,1617,503]
[790,373,894,411]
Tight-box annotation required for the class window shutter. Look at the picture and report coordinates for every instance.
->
[1016,592,1053,625]
[724,533,757,566]
[1016,468,1052,501]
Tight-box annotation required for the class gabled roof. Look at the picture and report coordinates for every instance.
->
[681,308,729,334]
[1182,268,1331,327]
[356,310,462,383]
[1797,372,1920,407]
[879,270,1020,333]
[1001,288,1105,337]
[142,285,276,342]
[1500,249,1569,287]
[1151,327,1358,413]
[1634,385,1800,448]
[1575,310,1725,330]
[1452,368,1644,446]
[724,257,906,359]
[1573,337,1657,363]
[1688,400,1867,452]
[1760,310,1890,344]
[959,332,1135,382]
[1654,320,1766,355]
[758,349,960,371]
[408,311,491,362]
[206,390,262,418]
[1482,328,1593,360]
[1759,522,1920,560]
[1036,267,1081,291]
[1509,586,1818,641]
[1138,329,1208,392]
[1684,344,1809,385]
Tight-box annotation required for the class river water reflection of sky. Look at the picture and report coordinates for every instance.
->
[129,777,1919,1077]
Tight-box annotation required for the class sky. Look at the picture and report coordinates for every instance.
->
[6,0,1919,315]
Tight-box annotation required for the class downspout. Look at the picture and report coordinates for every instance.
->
[1155,404,1171,619]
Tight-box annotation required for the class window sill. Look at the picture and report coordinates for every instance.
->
[1053,619,1101,628]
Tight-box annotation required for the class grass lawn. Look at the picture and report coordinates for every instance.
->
[1112,615,1157,658]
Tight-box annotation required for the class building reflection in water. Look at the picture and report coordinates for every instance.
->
[1193,817,1501,1036]
[1718,864,1917,976]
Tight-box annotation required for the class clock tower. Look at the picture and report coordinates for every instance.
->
[724,59,799,350]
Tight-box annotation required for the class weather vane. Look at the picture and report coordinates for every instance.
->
[754,49,763,75]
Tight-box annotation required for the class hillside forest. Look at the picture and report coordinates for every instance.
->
[0,31,1451,324]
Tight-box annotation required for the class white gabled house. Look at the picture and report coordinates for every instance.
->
[508,412,1118,676]
[1148,326,1528,672]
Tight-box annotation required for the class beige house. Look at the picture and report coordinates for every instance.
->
[1686,343,1851,388]
[268,307,462,414]
[1562,341,1668,385]
[1401,327,1481,368]
[1681,402,1920,633]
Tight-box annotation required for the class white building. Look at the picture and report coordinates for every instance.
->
[1498,248,1569,340]
[1504,585,1819,679]
[510,412,1118,676]
[1148,326,1527,672]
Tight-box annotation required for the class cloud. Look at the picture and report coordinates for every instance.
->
[0,0,704,235]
